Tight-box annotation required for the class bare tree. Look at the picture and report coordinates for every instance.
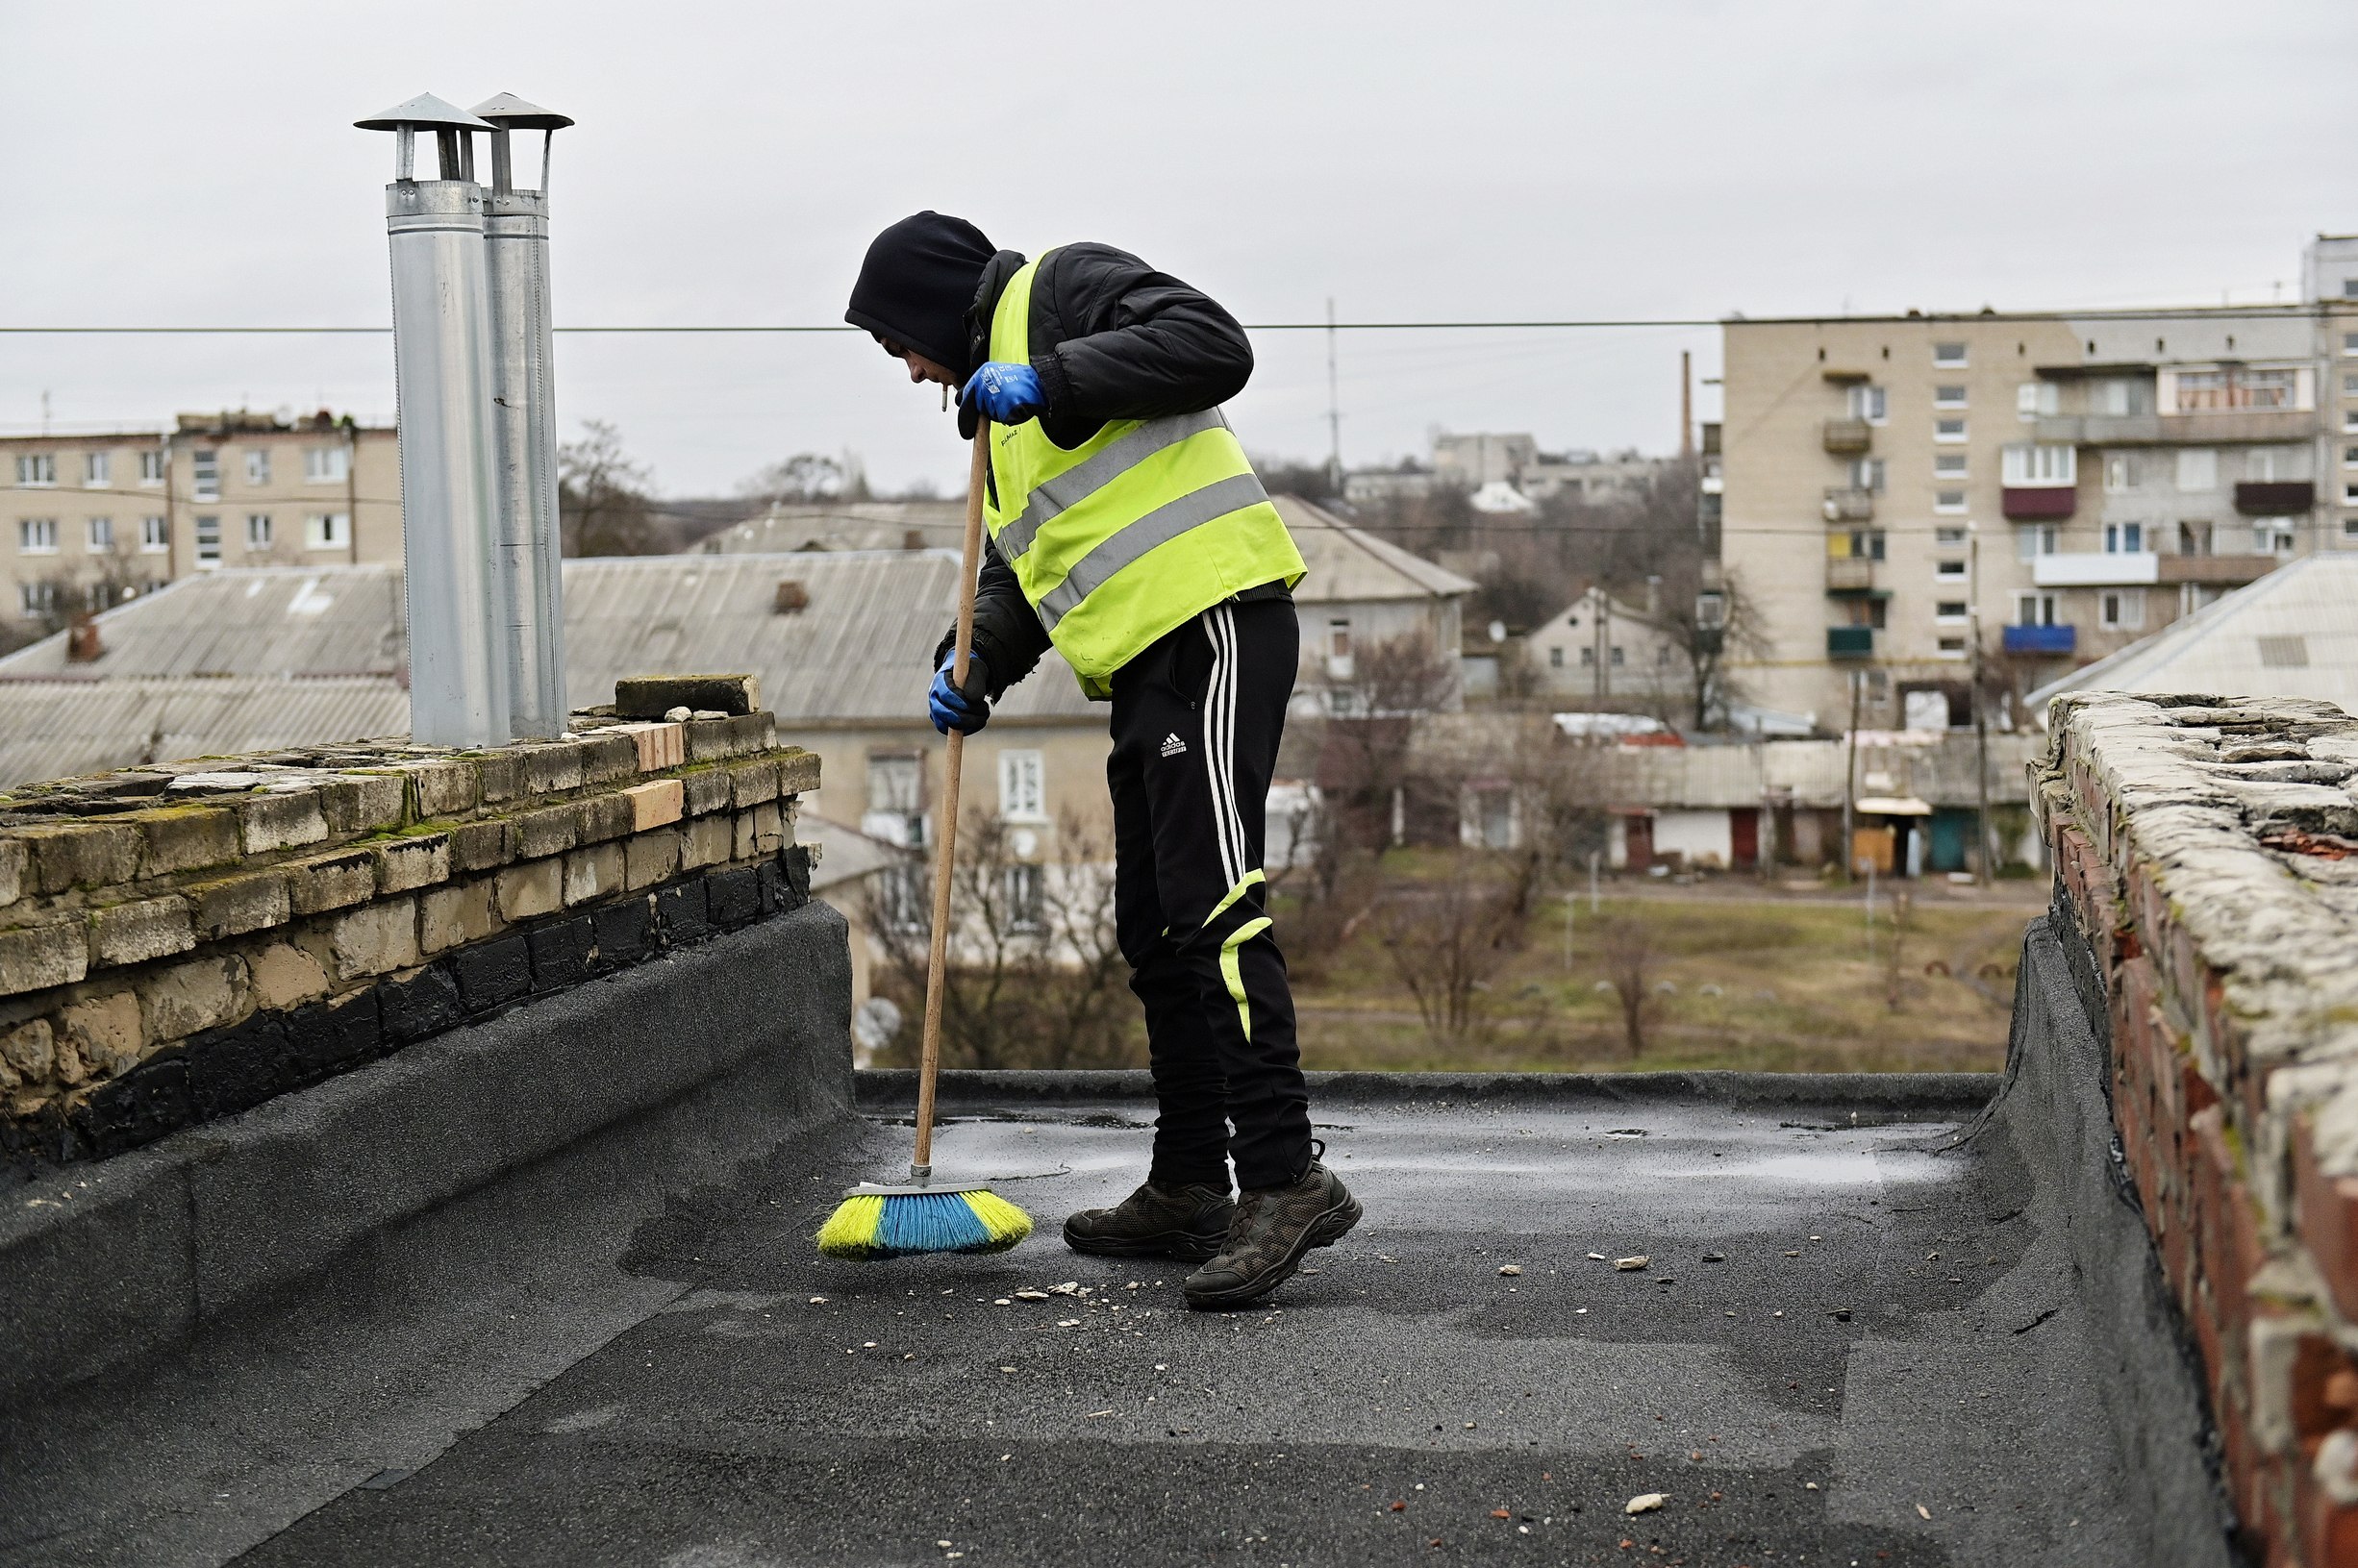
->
[739,452,868,508]
[1654,565,1769,732]
[1601,913,1661,1058]
[1316,630,1462,851]
[558,420,664,557]
[1377,850,1530,1048]
[24,540,166,637]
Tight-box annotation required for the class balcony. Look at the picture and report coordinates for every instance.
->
[1827,626,1875,659]
[1824,557,1880,595]
[2002,485,2076,521]
[2034,410,2312,446]
[2002,624,2077,657]
[2157,553,2278,587]
[1823,487,1876,522]
[2033,551,2158,587]
[2235,480,2315,514]
[1821,418,1872,455]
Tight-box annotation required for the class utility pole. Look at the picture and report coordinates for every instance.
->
[1842,668,1863,882]
[1324,297,1342,492]
[1970,525,1991,886]
[1593,586,1608,708]
[1679,351,1693,460]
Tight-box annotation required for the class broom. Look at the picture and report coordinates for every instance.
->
[816,420,1033,1260]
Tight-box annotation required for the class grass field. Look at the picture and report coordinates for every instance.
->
[1285,882,2039,1075]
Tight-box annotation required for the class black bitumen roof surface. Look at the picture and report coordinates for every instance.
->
[4,1075,2141,1568]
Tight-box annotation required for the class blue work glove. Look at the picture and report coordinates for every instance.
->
[959,361,1046,424]
[928,652,991,735]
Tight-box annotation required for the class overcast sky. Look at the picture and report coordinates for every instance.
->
[5,1,2355,498]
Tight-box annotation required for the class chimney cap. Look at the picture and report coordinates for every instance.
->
[355,92,494,133]
[470,92,575,131]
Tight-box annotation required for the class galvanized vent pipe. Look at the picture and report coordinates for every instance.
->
[472,92,573,740]
[356,92,509,747]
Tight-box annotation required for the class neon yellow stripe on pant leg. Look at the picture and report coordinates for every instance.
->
[1203,868,1266,928]
[1219,915,1273,1042]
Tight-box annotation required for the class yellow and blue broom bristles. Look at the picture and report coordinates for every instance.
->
[815,1186,1033,1260]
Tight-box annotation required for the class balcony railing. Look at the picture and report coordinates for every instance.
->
[2156,553,2278,586]
[2234,480,2315,514]
[2002,485,2076,521]
[2001,624,2076,657]
[1827,626,1875,659]
[1821,418,1872,455]
[1825,557,1878,594]
[1823,487,1875,522]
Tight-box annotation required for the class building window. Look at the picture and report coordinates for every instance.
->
[19,581,57,615]
[1934,342,1968,366]
[2104,522,2145,554]
[2247,449,2284,483]
[1935,600,1969,623]
[1844,528,1887,560]
[2254,519,2298,555]
[1609,645,1625,667]
[1935,526,1969,546]
[1848,458,1886,492]
[2002,444,2075,486]
[190,450,219,501]
[2017,523,2060,560]
[194,515,221,567]
[1934,453,1968,478]
[83,452,111,487]
[138,450,165,485]
[2017,382,2060,419]
[2172,365,2301,412]
[1934,386,1968,409]
[1934,489,1968,513]
[1935,559,1968,580]
[2178,520,2213,556]
[2343,332,2358,357]
[1546,645,1564,668]
[14,454,56,487]
[2015,591,2059,626]
[1001,864,1045,933]
[1847,385,1888,423]
[2105,456,2136,492]
[2095,379,2148,417]
[1934,418,1968,443]
[86,516,113,553]
[1577,645,1593,667]
[2175,449,2218,492]
[1937,636,1968,659]
[140,515,168,553]
[2099,589,2145,630]
[997,749,1046,823]
[18,517,59,554]
[861,752,927,863]
[304,511,348,550]
[304,446,349,484]
[2345,373,2358,397]
[2346,409,2358,434]
[244,449,271,486]
[245,513,272,548]
[2345,444,2358,470]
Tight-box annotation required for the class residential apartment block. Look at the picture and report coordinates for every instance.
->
[1722,239,2358,731]
[1342,430,1668,510]
[1,411,396,638]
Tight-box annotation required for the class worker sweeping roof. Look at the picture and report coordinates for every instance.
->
[845,211,1360,1309]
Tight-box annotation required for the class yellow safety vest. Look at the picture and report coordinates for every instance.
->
[984,250,1305,699]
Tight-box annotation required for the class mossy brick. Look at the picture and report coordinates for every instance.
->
[88,895,196,967]
[420,877,501,954]
[0,837,23,907]
[579,734,638,785]
[404,759,479,817]
[680,813,733,871]
[474,749,531,805]
[235,790,329,855]
[685,713,768,762]
[495,858,564,922]
[574,791,633,846]
[284,847,380,916]
[512,802,578,860]
[0,921,88,997]
[522,741,588,796]
[682,766,735,817]
[127,806,242,878]
[623,779,683,833]
[188,869,290,939]
[320,773,408,835]
[563,843,624,906]
[373,832,451,894]
[728,759,781,809]
[450,817,511,873]
[324,898,418,982]
[776,748,821,795]
[17,820,144,893]
[624,827,681,891]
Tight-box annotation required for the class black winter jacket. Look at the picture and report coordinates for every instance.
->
[937,243,1273,700]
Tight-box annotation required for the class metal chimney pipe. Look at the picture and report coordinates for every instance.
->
[357,93,509,746]
[474,93,574,739]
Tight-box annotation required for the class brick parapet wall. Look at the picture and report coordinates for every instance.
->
[0,704,817,1168]
[2040,692,2358,1565]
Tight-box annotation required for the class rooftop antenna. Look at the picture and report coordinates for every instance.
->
[474,92,575,740]
[356,91,509,747]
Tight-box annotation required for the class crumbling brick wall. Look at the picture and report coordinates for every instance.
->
[2040,691,2358,1565]
[0,685,818,1168]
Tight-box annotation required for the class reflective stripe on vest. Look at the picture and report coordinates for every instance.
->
[985,250,1305,694]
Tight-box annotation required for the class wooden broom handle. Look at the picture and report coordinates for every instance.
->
[913,421,991,1173]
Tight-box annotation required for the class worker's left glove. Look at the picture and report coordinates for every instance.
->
[928,651,991,735]
[959,361,1046,425]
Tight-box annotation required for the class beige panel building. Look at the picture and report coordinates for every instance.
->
[1,411,396,639]
[1721,281,2343,731]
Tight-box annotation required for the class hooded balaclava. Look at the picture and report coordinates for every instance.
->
[843,212,997,381]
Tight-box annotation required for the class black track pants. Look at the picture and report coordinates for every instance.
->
[1107,597,1313,1192]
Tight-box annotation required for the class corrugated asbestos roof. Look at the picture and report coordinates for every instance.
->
[0,678,407,788]
[2028,554,2358,715]
[0,570,407,680]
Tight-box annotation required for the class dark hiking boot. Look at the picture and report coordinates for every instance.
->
[1063,1180,1236,1260]
[1182,1150,1362,1310]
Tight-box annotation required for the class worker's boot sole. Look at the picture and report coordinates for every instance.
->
[1062,1224,1227,1262]
[1182,1189,1363,1311]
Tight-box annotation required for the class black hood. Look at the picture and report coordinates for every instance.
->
[843,212,997,380]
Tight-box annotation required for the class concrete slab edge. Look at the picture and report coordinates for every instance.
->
[0,900,856,1407]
